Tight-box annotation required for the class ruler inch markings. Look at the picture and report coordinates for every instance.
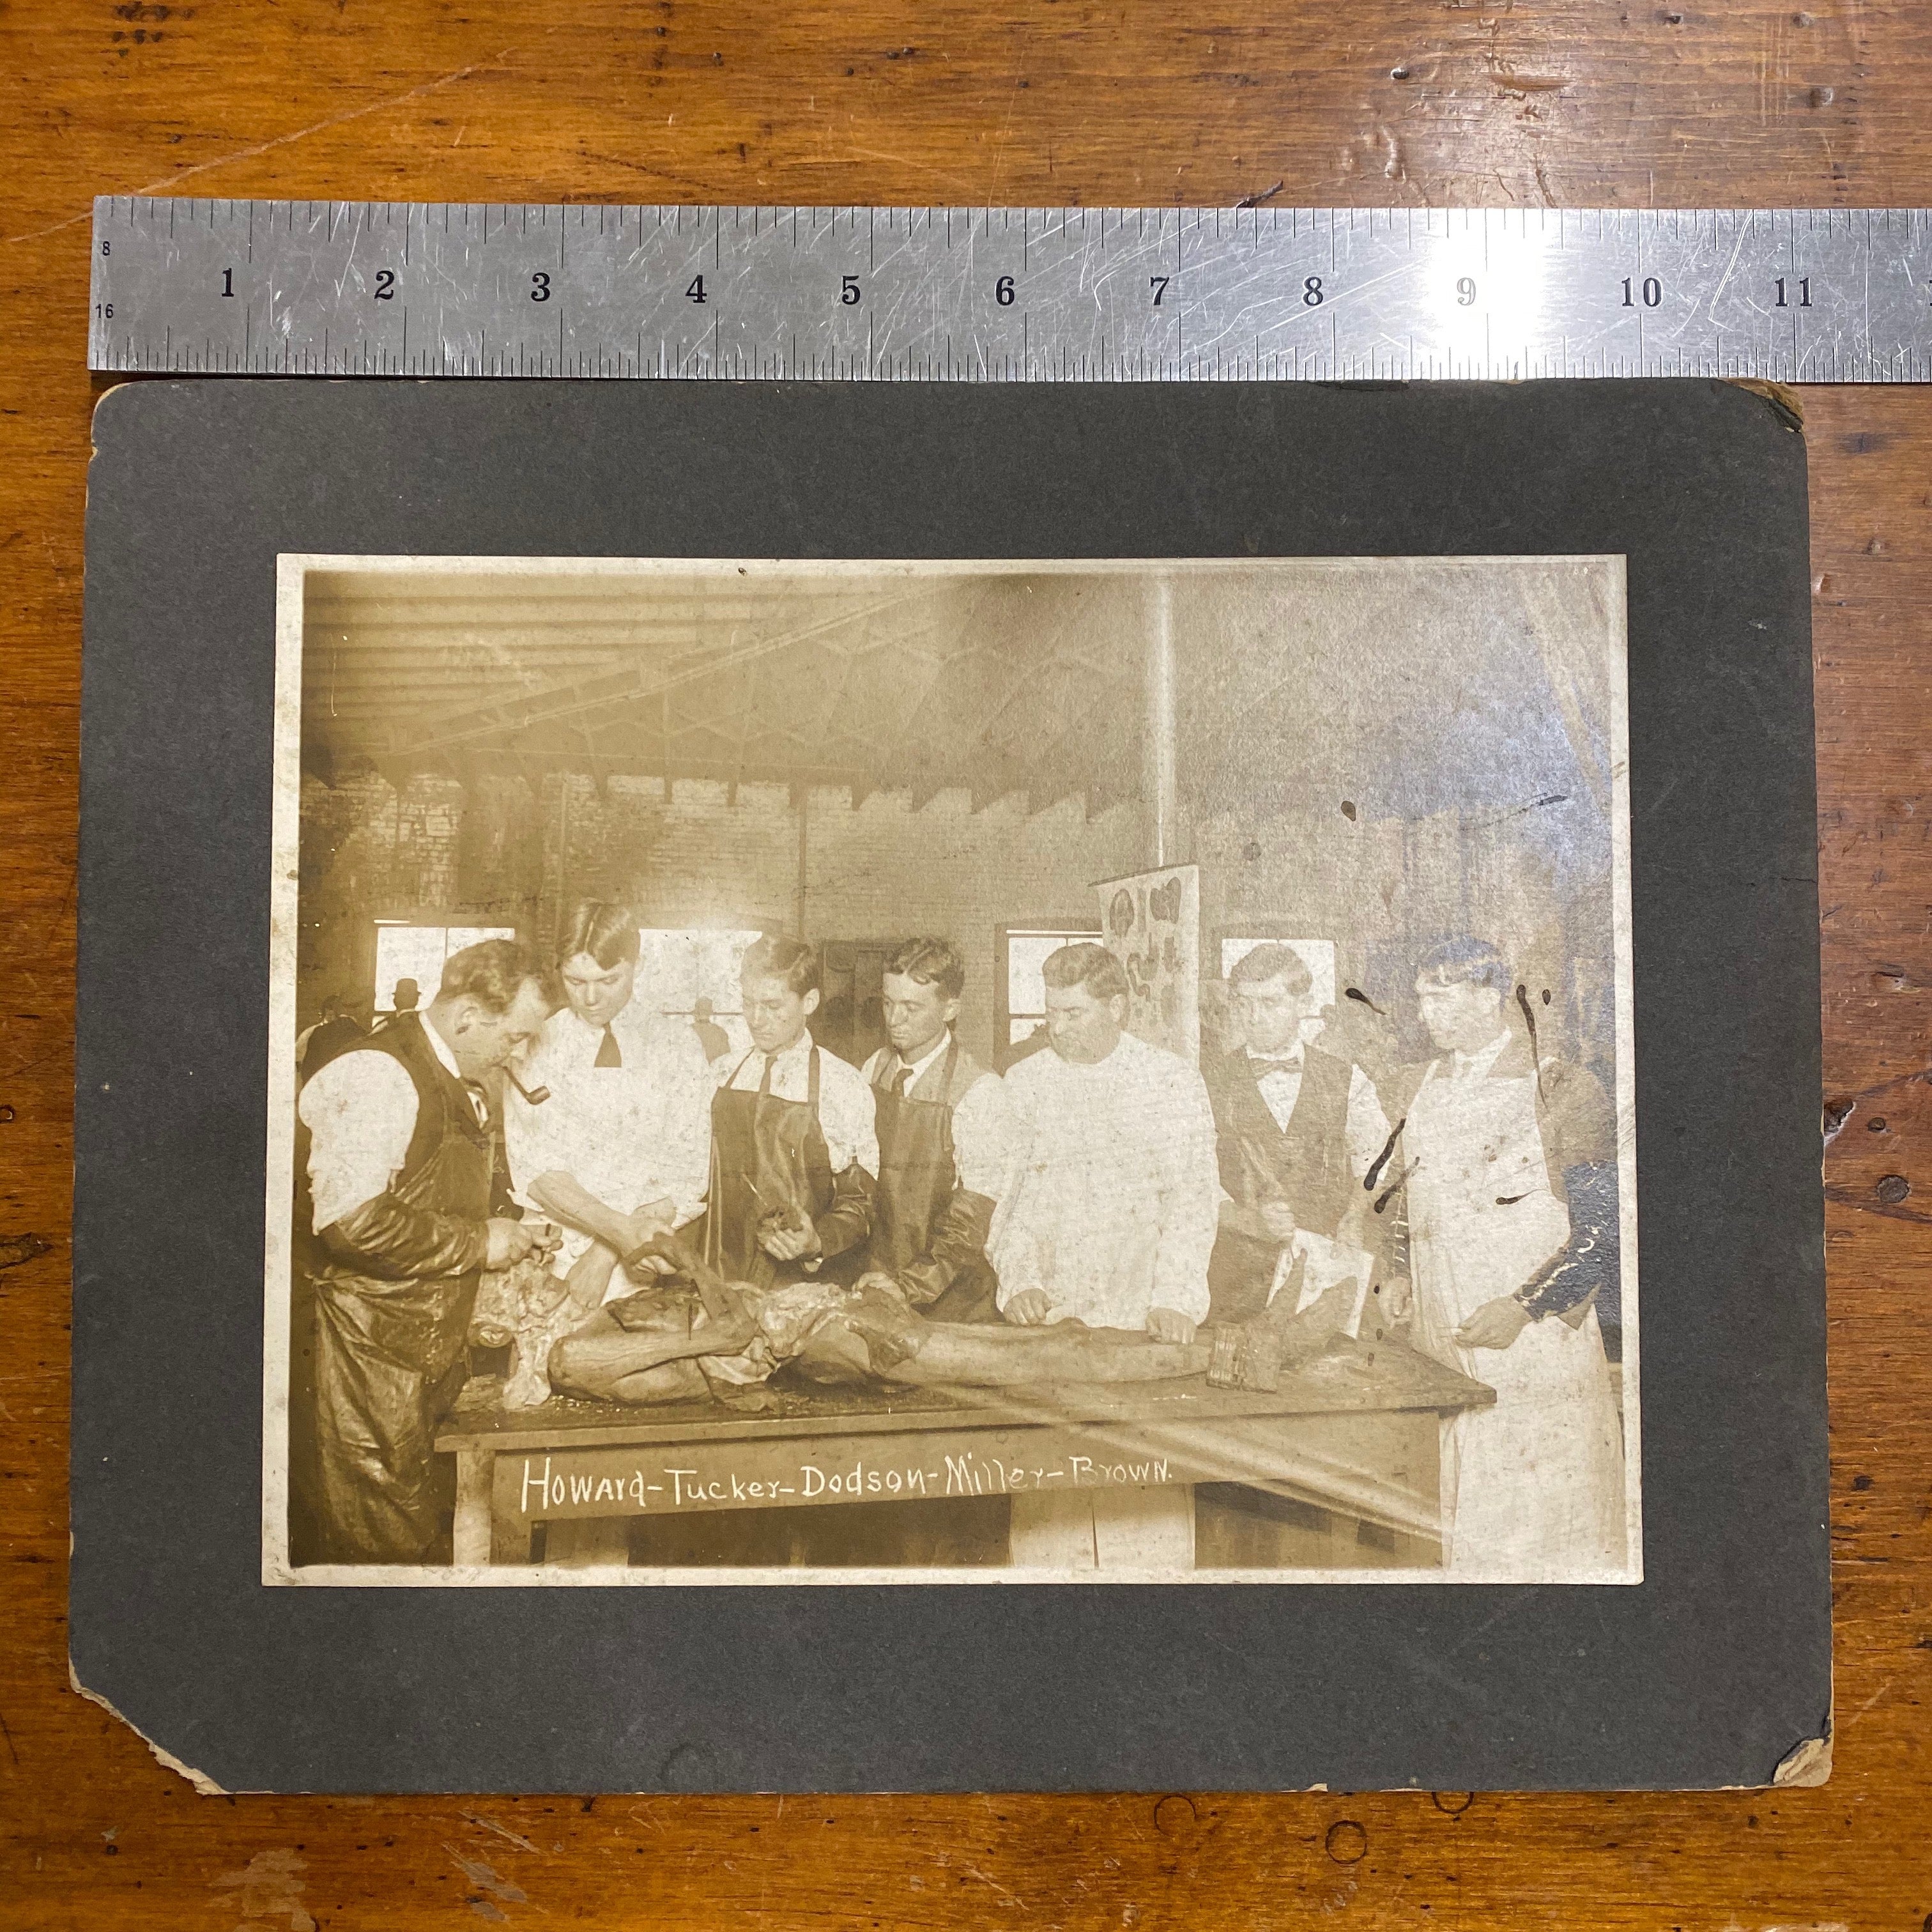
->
[87,197,1932,382]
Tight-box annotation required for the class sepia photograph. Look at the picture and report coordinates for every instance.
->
[265,551,1639,1586]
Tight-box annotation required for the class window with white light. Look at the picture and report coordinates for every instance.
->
[634,928,766,1060]
[371,924,518,1013]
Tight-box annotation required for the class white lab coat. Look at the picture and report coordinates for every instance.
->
[503,1002,714,1297]
[990,1031,1221,1329]
[1403,1044,1627,1580]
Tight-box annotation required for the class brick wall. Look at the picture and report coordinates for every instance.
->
[297,770,475,1016]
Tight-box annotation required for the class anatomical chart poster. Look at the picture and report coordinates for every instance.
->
[1099,863,1202,1065]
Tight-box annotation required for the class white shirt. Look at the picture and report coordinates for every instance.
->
[503,1002,715,1271]
[989,1031,1221,1328]
[861,1030,1015,1201]
[1448,1027,1515,1084]
[885,1031,951,1091]
[716,1029,880,1178]
[298,1014,470,1232]
[1246,1046,1394,1182]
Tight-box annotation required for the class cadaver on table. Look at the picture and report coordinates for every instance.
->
[476,1227,1383,1411]
[469,1253,594,1409]
[525,1231,1218,1407]
[468,1240,864,1410]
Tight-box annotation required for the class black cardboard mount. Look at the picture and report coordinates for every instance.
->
[74,377,1827,1793]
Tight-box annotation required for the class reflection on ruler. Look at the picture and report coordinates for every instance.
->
[88,196,1932,381]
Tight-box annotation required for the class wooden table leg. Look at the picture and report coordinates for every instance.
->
[453,1448,493,1567]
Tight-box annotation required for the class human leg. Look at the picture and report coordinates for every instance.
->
[547,1300,749,1403]
[887,1319,1209,1386]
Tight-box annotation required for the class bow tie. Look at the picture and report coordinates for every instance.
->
[1250,1055,1303,1072]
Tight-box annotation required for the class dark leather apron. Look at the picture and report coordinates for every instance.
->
[705,1045,838,1289]
[870,1038,997,1324]
[302,1018,493,1564]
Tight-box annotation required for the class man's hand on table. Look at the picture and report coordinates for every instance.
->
[1003,1289,1053,1326]
[1146,1306,1198,1346]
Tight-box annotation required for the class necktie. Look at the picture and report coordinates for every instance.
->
[892,1064,913,1098]
[461,1079,490,1128]
[595,1025,622,1069]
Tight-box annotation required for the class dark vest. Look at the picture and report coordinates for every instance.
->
[293,1013,496,1563]
[298,1011,494,1292]
[1204,1044,1357,1323]
[1207,1043,1355,1238]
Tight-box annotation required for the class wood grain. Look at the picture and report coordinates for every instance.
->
[2,1,1928,1924]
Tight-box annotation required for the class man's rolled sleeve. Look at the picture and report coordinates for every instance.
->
[986,1062,1045,1312]
[820,1059,880,1179]
[501,1047,559,1209]
[949,1073,1014,1204]
[1342,1064,1395,1184]
[299,1052,419,1232]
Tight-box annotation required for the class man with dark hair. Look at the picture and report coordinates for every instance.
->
[706,933,878,1288]
[295,936,553,1562]
[1203,942,1395,1323]
[856,937,1011,1321]
[991,942,1220,1342]
[503,900,715,1314]
[1383,935,1626,1577]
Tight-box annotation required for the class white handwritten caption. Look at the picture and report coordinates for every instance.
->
[516,1450,1176,1517]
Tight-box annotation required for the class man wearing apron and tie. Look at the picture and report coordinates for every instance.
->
[857,938,1011,1323]
[1388,937,1628,1581]
[707,934,879,1289]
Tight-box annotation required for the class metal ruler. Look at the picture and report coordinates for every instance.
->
[89,196,1932,382]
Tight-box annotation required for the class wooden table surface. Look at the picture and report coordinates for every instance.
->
[2,2,1926,1925]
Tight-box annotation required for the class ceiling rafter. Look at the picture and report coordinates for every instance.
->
[388,590,927,760]
[305,572,1167,818]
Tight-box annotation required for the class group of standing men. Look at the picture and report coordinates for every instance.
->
[1201,939,1627,1579]
[294,905,1627,1580]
